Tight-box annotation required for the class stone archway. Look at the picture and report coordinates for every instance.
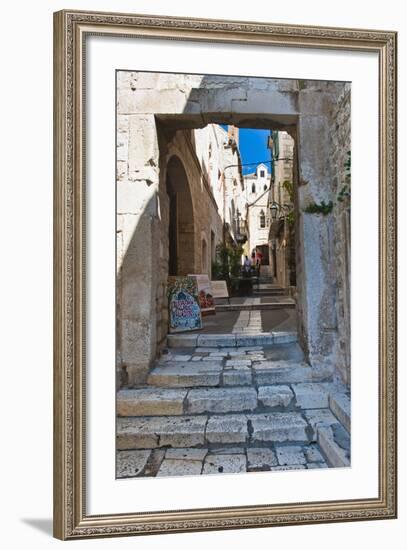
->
[165,155,195,276]
[117,72,351,385]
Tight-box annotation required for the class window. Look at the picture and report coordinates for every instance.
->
[259,210,266,228]
[260,170,265,177]
[251,183,256,193]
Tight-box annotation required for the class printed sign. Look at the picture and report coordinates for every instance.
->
[210,280,229,299]
[167,276,202,333]
[188,274,216,316]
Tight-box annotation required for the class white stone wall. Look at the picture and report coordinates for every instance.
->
[245,164,272,256]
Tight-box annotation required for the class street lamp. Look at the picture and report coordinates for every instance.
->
[270,201,279,221]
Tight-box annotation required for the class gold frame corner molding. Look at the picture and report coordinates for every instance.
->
[53,9,397,541]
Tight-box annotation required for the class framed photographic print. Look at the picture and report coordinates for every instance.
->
[53,9,397,540]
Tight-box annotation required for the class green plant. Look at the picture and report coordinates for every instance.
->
[303,200,333,216]
[212,243,243,290]
[282,180,295,225]
[337,151,351,208]
[282,180,295,202]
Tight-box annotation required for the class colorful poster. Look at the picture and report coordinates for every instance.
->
[188,274,216,316]
[167,276,202,333]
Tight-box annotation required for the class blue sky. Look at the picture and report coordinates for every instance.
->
[221,126,272,175]
[239,128,272,175]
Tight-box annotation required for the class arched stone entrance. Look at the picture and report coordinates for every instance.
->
[117,72,351,385]
[165,155,195,276]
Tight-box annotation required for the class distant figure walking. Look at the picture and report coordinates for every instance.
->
[243,255,251,276]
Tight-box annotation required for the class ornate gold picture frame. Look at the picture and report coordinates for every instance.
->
[53,9,397,540]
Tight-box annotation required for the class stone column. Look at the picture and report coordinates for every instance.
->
[116,109,160,386]
[296,114,340,372]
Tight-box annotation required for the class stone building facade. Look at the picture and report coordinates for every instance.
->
[269,131,296,289]
[116,71,351,386]
[245,164,272,273]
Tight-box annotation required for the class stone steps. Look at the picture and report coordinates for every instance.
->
[215,301,296,312]
[117,411,312,450]
[146,360,333,389]
[117,444,330,478]
[166,331,298,348]
[116,341,350,477]
[117,383,338,417]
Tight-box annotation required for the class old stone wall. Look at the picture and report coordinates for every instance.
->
[329,84,351,383]
[116,71,351,386]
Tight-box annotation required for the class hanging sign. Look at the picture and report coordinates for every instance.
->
[188,274,216,316]
[167,276,202,333]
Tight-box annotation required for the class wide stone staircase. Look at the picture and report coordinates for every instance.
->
[116,336,351,478]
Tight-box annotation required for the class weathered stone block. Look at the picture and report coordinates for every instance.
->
[225,359,252,368]
[272,331,298,344]
[202,454,246,474]
[248,412,309,443]
[303,409,339,430]
[247,448,278,471]
[275,445,306,466]
[253,363,313,385]
[165,448,208,461]
[258,385,294,408]
[292,383,329,409]
[147,363,222,388]
[117,415,208,449]
[116,450,151,478]
[223,368,252,386]
[117,388,187,416]
[205,415,248,444]
[197,334,236,347]
[167,334,198,348]
[317,426,350,468]
[304,444,325,463]
[186,387,257,414]
[329,392,351,432]
[236,334,274,347]
[157,459,203,477]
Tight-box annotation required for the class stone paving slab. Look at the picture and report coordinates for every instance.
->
[247,448,278,471]
[303,408,339,430]
[186,387,258,414]
[116,450,151,478]
[117,415,208,449]
[275,445,307,466]
[165,448,208,460]
[147,363,222,388]
[253,363,313,385]
[248,412,309,443]
[157,458,203,477]
[272,331,298,344]
[205,414,248,444]
[291,383,329,409]
[317,426,350,468]
[258,385,294,408]
[117,388,188,416]
[197,334,237,347]
[236,334,274,346]
[225,359,252,367]
[202,453,246,474]
[167,334,198,348]
[304,444,325,463]
[223,367,253,386]
[329,392,351,432]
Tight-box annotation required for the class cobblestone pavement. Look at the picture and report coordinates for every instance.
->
[117,342,350,478]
